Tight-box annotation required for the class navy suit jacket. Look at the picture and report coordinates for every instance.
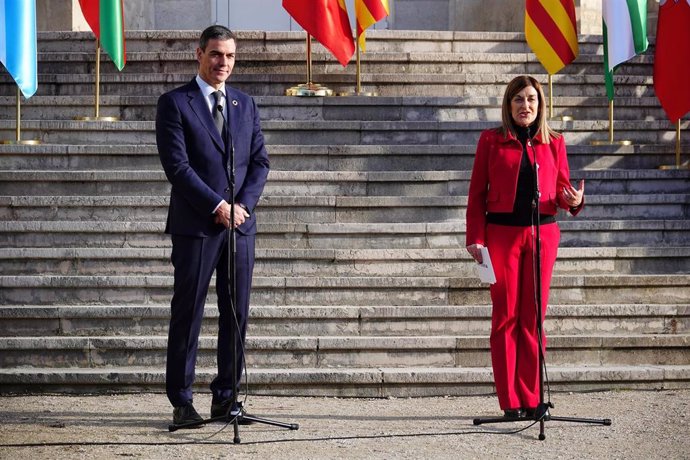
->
[156,79,269,237]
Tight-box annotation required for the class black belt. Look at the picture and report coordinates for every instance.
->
[486,212,556,227]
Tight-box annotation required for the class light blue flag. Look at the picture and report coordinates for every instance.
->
[0,0,38,98]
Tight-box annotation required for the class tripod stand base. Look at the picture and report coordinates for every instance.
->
[473,402,611,440]
[169,411,299,435]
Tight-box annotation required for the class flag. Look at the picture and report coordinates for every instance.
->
[603,0,648,101]
[78,0,126,70]
[0,0,37,98]
[653,0,690,123]
[283,0,355,67]
[355,0,389,52]
[525,0,579,75]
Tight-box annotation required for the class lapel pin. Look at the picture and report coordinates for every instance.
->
[232,100,238,106]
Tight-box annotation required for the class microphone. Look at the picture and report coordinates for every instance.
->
[525,126,541,201]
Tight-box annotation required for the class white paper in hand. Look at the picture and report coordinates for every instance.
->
[475,246,496,284]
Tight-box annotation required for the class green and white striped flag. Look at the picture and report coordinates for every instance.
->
[602,0,648,101]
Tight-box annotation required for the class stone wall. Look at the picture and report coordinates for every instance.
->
[38,0,660,35]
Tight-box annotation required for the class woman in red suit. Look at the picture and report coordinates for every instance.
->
[466,75,584,418]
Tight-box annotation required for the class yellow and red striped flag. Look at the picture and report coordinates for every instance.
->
[525,0,579,75]
[355,0,389,52]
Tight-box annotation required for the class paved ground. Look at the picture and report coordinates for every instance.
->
[0,389,688,459]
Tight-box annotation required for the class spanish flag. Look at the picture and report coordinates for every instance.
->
[283,0,355,67]
[355,0,389,52]
[525,0,579,75]
[78,0,126,71]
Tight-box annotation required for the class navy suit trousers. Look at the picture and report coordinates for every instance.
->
[166,230,254,407]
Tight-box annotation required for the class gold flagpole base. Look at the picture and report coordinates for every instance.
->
[74,116,120,121]
[590,140,633,146]
[659,161,690,170]
[285,82,334,97]
[1,139,41,145]
[337,90,378,97]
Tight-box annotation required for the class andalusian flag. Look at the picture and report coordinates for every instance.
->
[0,0,37,98]
[283,0,355,67]
[78,0,126,70]
[355,0,389,52]
[525,0,579,75]
[603,0,648,101]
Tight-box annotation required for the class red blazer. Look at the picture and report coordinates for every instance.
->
[465,128,580,246]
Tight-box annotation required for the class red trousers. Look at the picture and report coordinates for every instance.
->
[486,222,560,410]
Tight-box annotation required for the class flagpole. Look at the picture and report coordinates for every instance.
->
[306,33,312,84]
[547,74,573,122]
[285,33,334,97]
[1,87,40,145]
[659,120,689,170]
[591,100,631,146]
[548,74,553,119]
[75,38,118,121]
[608,100,613,143]
[356,41,362,94]
[339,38,376,97]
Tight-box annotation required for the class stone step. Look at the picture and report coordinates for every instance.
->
[1,143,684,171]
[0,72,662,99]
[1,169,687,196]
[36,30,610,55]
[0,364,686,396]
[0,274,688,306]
[0,95,673,122]
[18,48,654,77]
[2,304,686,337]
[1,194,688,222]
[2,119,687,145]
[2,220,688,249]
[1,333,688,369]
[1,247,688,277]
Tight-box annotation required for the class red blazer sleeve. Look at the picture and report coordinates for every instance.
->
[553,135,583,216]
[465,130,493,246]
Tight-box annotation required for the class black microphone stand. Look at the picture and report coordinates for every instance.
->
[472,129,611,440]
[170,98,298,440]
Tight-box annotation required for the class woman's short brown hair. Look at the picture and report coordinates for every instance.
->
[500,75,559,144]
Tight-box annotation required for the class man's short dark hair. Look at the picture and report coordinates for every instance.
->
[199,25,236,50]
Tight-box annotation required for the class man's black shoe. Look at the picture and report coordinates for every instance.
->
[211,401,255,425]
[172,404,203,427]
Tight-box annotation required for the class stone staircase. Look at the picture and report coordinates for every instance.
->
[0,31,688,396]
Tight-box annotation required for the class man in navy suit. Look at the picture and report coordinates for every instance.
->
[156,25,269,427]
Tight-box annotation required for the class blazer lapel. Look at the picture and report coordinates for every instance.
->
[226,88,241,148]
[186,80,225,153]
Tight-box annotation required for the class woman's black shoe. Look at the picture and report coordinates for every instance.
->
[503,409,525,419]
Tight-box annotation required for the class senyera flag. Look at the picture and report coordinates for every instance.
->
[525,0,579,75]
[602,0,648,102]
[355,0,389,52]
[78,0,126,70]
[283,0,355,67]
[653,0,690,123]
[0,0,38,98]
